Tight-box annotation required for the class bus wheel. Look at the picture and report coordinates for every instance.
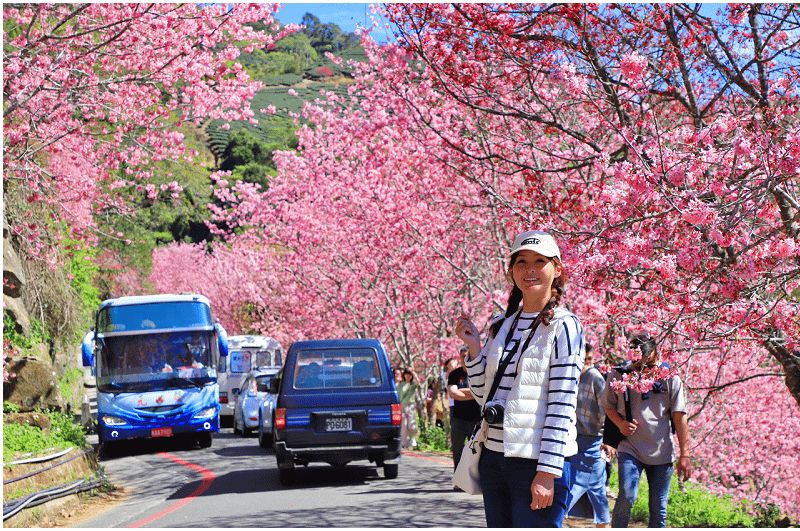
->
[197,432,212,448]
[100,441,118,458]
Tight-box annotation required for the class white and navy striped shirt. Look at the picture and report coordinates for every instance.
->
[483,312,538,451]
[471,310,584,475]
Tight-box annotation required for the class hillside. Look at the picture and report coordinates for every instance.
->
[203,43,366,164]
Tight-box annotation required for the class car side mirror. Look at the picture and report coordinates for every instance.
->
[269,377,280,394]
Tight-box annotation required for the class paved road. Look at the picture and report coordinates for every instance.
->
[73,430,486,528]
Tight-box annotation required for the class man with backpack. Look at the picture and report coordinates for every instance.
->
[601,335,693,528]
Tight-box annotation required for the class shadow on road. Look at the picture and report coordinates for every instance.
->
[97,435,209,460]
[167,461,388,499]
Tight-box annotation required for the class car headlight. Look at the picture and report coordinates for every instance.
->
[193,407,217,420]
[102,415,127,426]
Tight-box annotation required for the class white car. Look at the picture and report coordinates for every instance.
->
[257,391,277,448]
[232,369,279,438]
[220,335,283,425]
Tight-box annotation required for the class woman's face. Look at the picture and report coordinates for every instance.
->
[511,250,562,302]
[403,372,412,383]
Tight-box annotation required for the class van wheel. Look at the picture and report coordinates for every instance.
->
[383,463,399,479]
[243,426,252,437]
[278,463,295,486]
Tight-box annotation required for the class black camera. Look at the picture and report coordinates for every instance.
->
[483,403,504,424]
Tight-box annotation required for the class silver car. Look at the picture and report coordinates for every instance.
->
[232,369,279,437]
[257,391,277,448]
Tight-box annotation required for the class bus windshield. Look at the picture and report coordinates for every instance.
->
[97,301,212,333]
[96,330,216,393]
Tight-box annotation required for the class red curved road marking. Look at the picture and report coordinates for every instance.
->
[127,450,443,527]
[127,452,214,528]
[402,449,453,465]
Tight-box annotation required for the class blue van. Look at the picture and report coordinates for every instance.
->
[270,339,401,485]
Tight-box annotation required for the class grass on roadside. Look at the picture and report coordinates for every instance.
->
[607,462,785,527]
[3,404,88,463]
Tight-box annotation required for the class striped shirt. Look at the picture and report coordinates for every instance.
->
[483,312,538,451]
[470,310,584,475]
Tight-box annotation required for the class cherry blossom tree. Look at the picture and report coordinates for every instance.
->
[159,102,500,383]
[3,3,299,266]
[380,1,800,393]
[378,2,799,516]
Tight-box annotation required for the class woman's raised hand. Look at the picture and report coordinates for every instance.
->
[455,313,480,357]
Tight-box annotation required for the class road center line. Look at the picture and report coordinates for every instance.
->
[126,452,215,528]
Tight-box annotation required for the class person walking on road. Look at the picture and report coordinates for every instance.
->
[448,346,482,483]
[601,335,693,528]
[455,230,584,527]
[566,343,612,527]
[397,368,419,449]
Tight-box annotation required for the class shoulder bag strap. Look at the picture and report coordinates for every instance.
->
[483,313,542,409]
[623,388,632,422]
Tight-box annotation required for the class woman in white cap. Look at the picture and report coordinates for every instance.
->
[455,230,584,527]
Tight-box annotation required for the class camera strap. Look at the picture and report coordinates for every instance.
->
[483,311,542,413]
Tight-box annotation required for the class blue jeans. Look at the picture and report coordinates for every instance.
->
[612,452,673,528]
[479,448,570,528]
[567,435,610,525]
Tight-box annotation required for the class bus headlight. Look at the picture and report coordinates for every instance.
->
[102,415,127,426]
[193,408,216,420]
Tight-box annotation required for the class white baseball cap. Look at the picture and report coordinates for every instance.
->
[509,230,562,261]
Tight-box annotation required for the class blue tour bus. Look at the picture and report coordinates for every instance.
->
[82,294,229,448]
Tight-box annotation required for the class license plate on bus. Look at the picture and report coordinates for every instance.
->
[151,427,172,437]
[325,417,352,432]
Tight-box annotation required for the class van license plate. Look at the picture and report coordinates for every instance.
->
[325,418,352,432]
[152,427,172,437]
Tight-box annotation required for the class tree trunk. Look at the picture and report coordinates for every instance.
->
[764,330,800,408]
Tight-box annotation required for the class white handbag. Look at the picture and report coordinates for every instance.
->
[452,419,488,494]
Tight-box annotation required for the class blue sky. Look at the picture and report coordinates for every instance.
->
[273,3,390,40]
[270,3,731,44]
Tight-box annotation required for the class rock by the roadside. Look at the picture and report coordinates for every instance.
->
[3,293,31,337]
[3,236,26,298]
[3,356,67,412]
[4,411,53,435]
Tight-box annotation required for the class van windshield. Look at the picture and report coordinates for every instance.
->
[293,348,381,389]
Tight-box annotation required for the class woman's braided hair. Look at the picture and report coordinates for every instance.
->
[489,253,566,338]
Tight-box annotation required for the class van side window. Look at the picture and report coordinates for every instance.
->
[230,350,251,373]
